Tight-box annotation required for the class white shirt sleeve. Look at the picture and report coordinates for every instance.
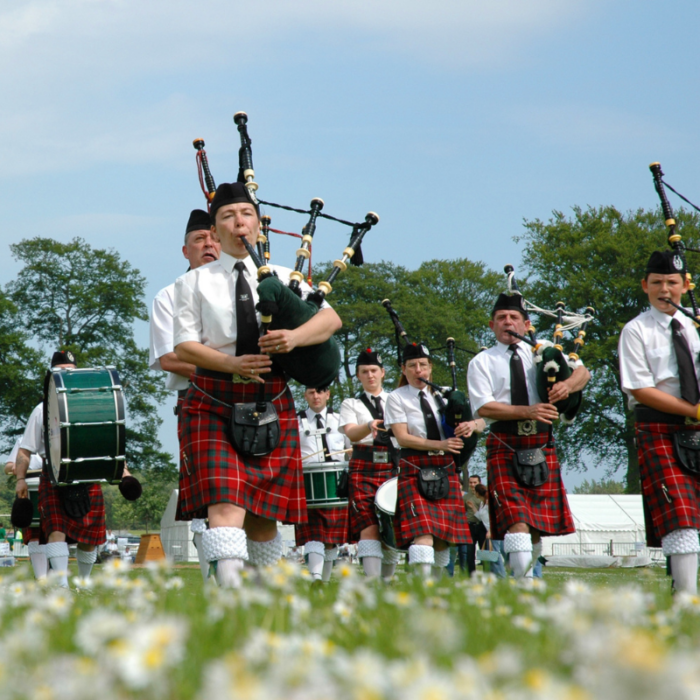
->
[467,354,497,415]
[619,321,656,392]
[19,404,45,457]
[149,286,175,370]
[7,438,20,464]
[173,274,203,347]
[384,390,407,427]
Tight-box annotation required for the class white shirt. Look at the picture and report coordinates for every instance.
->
[298,407,348,464]
[338,390,391,445]
[619,306,700,409]
[467,341,541,423]
[173,252,329,355]
[19,403,45,457]
[384,384,446,440]
[149,282,189,392]
[8,437,43,471]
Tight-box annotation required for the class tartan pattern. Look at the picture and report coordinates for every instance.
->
[348,455,396,541]
[486,432,574,541]
[394,453,471,548]
[22,527,45,545]
[295,507,349,546]
[177,375,307,523]
[38,473,106,546]
[636,421,700,546]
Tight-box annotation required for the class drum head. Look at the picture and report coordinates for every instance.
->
[375,476,398,516]
[45,372,65,484]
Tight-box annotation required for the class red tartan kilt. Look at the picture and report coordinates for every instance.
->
[295,507,349,546]
[486,432,574,541]
[347,455,396,541]
[22,527,45,545]
[636,422,700,546]
[38,475,106,546]
[177,375,306,524]
[394,453,471,548]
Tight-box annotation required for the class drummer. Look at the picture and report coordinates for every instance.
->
[173,182,342,588]
[14,351,139,587]
[384,343,473,578]
[338,348,401,580]
[6,437,46,579]
[149,208,220,582]
[295,385,349,582]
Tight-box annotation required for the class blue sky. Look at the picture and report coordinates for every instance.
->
[1,0,699,488]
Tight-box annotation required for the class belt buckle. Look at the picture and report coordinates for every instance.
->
[232,374,256,385]
[373,450,389,464]
[517,420,537,436]
[427,450,445,456]
[685,417,700,426]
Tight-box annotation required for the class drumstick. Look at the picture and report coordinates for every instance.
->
[304,447,353,460]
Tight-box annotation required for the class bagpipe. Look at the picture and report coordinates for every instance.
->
[381,299,479,467]
[502,265,594,424]
[649,162,700,327]
[193,112,380,388]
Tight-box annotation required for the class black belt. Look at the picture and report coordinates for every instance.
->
[400,448,451,458]
[490,420,549,436]
[194,367,284,382]
[177,389,188,398]
[634,406,694,426]
[351,445,395,463]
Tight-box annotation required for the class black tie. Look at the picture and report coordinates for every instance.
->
[234,262,259,357]
[509,344,529,406]
[671,318,700,405]
[316,414,333,462]
[419,391,441,441]
[371,395,391,446]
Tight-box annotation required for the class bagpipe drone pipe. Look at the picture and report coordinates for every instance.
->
[381,299,480,468]
[649,162,700,330]
[193,112,380,388]
[503,265,595,424]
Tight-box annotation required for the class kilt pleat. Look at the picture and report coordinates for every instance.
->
[348,456,396,541]
[177,375,306,523]
[295,507,349,546]
[394,453,471,548]
[486,432,574,541]
[38,474,106,546]
[636,421,700,546]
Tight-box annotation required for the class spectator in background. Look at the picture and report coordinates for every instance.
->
[463,475,487,575]
[472,484,507,578]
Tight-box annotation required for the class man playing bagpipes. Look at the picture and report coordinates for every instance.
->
[173,182,342,588]
[467,294,589,578]
[384,343,473,578]
[12,351,141,587]
[295,385,350,583]
[338,348,402,581]
[149,208,221,583]
[619,251,700,595]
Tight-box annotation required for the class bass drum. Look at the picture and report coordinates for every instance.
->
[375,476,402,551]
[44,367,126,486]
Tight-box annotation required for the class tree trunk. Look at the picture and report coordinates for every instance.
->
[623,413,640,493]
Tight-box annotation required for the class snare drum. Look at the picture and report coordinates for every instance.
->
[27,477,40,529]
[303,462,348,509]
[44,367,126,486]
[375,476,400,550]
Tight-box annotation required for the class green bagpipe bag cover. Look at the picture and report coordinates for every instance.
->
[256,276,341,388]
[535,346,582,421]
[441,389,479,468]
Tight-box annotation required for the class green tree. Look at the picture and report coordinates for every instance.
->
[5,237,177,484]
[517,205,700,492]
[0,290,45,450]
[572,478,626,495]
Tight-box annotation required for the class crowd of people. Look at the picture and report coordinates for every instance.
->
[5,181,700,597]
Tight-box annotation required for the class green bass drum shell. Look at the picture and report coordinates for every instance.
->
[44,367,126,486]
[257,276,341,388]
[535,346,582,419]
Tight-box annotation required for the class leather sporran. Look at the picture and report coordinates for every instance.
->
[417,466,450,501]
[336,467,349,499]
[674,431,700,475]
[512,448,549,488]
[59,484,92,519]
[227,402,281,457]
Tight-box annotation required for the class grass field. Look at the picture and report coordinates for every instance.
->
[1,560,698,699]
